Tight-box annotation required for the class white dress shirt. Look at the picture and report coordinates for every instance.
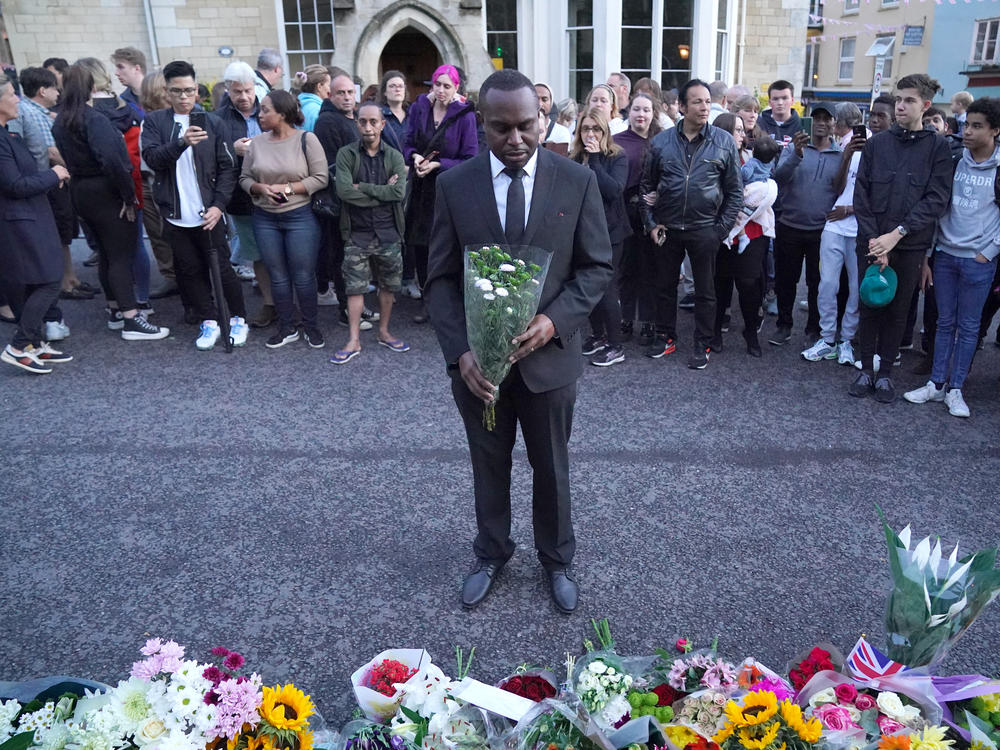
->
[490,148,538,234]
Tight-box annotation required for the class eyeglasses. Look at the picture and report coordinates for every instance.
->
[168,87,198,97]
[580,125,603,134]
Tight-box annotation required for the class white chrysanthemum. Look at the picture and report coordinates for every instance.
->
[494,287,509,297]
[516,259,525,266]
[107,677,154,733]
[483,293,496,300]
[498,263,516,272]
[474,279,494,292]
[19,702,57,734]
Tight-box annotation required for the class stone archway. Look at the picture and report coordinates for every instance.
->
[353,1,466,92]
[380,28,441,99]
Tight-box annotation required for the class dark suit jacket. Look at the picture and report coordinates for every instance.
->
[0,129,62,285]
[425,147,614,394]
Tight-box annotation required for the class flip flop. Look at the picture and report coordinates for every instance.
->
[329,349,360,365]
[377,338,410,353]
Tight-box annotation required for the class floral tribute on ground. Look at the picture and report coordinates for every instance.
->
[2,516,1000,750]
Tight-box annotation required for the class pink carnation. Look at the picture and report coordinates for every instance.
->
[877,715,906,735]
[834,683,859,705]
[815,703,861,732]
[211,647,231,657]
[131,658,160,681]
[160,656,183,673]
[223,652,245,671]
[855,693,877,711]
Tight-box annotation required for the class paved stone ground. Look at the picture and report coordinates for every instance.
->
[1,241,998,725]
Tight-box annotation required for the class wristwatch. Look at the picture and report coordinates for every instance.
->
[284,183,293,196]
[896,225,908,237]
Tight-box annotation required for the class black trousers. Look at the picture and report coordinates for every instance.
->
[70,176,138,311]
[978,259,1000,341]
[856,245,925,373]
[649,226,718,347]
[619,231,656,324]
[715,235,768,336]
[774,222,822,332]
[413,243,430,289]
[451,365,576,571]
[163,221,246,321]
[588,240,624,344]
[317,216,347,310]
[10,281,60,350]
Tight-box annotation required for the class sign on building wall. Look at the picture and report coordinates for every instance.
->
[902,26,924,47]
[871,57,885,105]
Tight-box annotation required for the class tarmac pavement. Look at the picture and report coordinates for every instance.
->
[1,241,998,723]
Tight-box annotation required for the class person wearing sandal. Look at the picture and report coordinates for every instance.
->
[330,102,409,364]
[0,73,74,374]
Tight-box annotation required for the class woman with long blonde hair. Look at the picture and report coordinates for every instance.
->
[570,107,630,367]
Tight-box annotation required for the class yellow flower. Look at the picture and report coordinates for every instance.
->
[725,693,779,728]
[714,724,736,744]
[778,702,821,744]
[796,718,822,744]
[911,726,955,750]
[737,722,780,750]
[666,726,702,748]
[296,730,314,750]
[260,684,315,732]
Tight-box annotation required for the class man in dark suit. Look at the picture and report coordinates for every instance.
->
[425,69,613,614]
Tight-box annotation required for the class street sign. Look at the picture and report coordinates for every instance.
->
[903,25,924,46]
[871,57,885,105]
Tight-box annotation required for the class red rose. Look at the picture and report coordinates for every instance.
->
[652,683,681,706]
[502,676,524,695]
[525,683,544,702]
[834,683,858,705]
[789,669,806,691]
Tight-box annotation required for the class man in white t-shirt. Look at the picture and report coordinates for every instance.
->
[802,102,866,365]
[534,83,572,145]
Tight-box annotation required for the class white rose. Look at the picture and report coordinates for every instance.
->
[589,661,607,675]
[134,718,167,746]
[876,692,905,720]
[845,705,861,723]
[899,705,922,726]
[808,688,838,708]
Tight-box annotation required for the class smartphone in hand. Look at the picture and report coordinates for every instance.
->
[800,116,813,137]
[189,111,207,130]
[853,124,867,140]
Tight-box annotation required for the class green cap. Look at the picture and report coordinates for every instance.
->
[859,263,898,308]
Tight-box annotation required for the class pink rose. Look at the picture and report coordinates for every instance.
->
[815,703,861,732]
[855,694,877,712]
[834,683,859,705]
[877,715,906,735]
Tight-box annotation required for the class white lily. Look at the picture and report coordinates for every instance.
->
[898,525,912,549]
[929,539,942,579]
[913,536,931,571]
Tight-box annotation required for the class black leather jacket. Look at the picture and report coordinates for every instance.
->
[639,121,743,238]
[210,97,260,216]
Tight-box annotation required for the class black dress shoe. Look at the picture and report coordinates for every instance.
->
[461,560,504,608]
[744,331,762,358]
[547,568,578,613]
[848,372,874,398]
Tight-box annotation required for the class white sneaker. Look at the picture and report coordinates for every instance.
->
[196,320,220,351]
[400,281,422,299]
[233,264,256,281]
[904,380,945,404]
[229,316,248,347]
[944,388,970,418]
[802,338,837,361]
[317,287,339,306]
[837,341,854,366]
[44,320,70,341]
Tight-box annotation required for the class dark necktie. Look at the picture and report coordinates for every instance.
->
[504,167,526,244]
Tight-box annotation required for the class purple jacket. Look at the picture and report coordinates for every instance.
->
[402,94,478,171]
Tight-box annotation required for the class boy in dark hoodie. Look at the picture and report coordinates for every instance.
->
[759,79,801,145]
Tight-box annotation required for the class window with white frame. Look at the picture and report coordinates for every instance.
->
[868,34,895,78]
[804,39,820,88]
[972,18,1000,65]
[661,0,694,92]
[881,0,899,8]
[839,37,856,81]
[621,0,653,85]
[715,0,729,80]
[487,0,518,71]
[282,0,335,74]
[843,0,860,13]
[568,0,594,103]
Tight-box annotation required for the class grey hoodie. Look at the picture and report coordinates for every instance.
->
[937,144,1000,261]
[772,140,842,231]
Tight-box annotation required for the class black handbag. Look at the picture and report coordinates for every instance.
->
[300,133,339,220]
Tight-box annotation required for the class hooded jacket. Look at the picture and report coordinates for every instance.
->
[140,107,237,222]
[853,124,952,251]
[758,109,801,144]
[937,144,1000,261]
[772,139,842,230]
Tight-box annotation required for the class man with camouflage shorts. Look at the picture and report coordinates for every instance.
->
[330,102,409,364]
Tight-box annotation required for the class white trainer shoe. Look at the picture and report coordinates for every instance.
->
[229,316,248,347]
[44,319,70,341]
[903,380,945,404]
[317,287,339,306]
[196,320,220,351]
[944,388,970,418]
[837,341,854,366]
[802,338,837,361]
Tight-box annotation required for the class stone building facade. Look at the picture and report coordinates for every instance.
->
[4,0,809,103]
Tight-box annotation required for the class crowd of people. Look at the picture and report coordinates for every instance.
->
[0,47,998,417]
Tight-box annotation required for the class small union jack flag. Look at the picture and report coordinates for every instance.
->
[845,637,909,681]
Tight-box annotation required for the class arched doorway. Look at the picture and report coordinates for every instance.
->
[380,28,441,100]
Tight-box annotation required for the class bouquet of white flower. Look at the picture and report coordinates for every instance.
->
[463,244,551,431]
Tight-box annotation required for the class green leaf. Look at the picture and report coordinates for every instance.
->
[0,731,37,750]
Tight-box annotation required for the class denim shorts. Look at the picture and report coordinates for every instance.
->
[343,240,402,295]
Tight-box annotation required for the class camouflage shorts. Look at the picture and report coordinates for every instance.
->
[343,240,403,296]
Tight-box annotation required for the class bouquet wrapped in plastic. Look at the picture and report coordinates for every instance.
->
[351,650,432,722]
[463,245,551,430]
[879,509,1000,670]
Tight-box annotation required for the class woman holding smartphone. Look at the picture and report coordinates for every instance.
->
[571,107,630,366]
[240,90,329,349]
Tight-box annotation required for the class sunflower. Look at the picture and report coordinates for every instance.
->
[260,685,315,733]
[725,692,779,728]
[737,722,780,750]
[714,723,736,744]
[911,726,954,750]
[777,702,821,744]
[295,731,314,750]
[879,735,912,750]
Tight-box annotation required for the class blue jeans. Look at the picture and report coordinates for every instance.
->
[133,208,151,304]
[252,205,321,330]
[931,251,997,389]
